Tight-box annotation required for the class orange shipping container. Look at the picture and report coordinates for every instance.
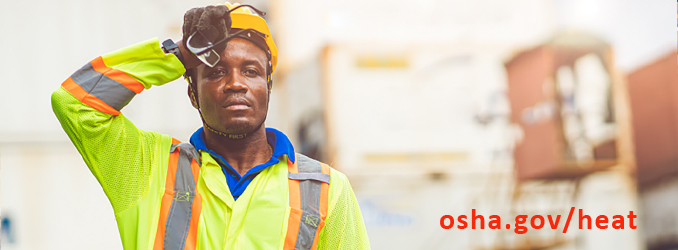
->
[506,31,618,180]
[627,51,678,187]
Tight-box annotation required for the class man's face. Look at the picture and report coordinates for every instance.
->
[193,38,269,135]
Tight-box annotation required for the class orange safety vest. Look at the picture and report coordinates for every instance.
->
[152,141,330,250]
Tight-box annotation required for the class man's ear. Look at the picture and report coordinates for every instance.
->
[267,81,272,95]
[266,80,273,105]
[188,81,199,109]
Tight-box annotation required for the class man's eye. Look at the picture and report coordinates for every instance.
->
[208,69,227,78]
[243,68,260,77]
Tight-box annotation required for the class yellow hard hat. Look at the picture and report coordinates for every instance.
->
[225,2,278,74]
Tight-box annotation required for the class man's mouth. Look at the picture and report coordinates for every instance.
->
[222,98,251,110]
[225,104,249,110]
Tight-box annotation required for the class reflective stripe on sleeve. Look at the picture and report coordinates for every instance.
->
[89,57,145,94]
[61,77,120,115]
[61,56,144,115]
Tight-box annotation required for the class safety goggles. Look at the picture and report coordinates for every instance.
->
[186,5,268,68]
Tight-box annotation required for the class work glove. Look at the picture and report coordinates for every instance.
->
[182,5,232,54]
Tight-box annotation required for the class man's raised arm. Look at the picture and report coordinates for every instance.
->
[51,38,184,214]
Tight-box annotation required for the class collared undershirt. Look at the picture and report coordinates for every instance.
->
[189,127,296,200]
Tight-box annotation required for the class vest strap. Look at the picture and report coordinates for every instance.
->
[288,173,331,184]
[284,153,331,250]
[154,140,202,250]
[153,144,329,250]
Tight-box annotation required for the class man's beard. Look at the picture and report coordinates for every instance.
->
[215,113,267,135]
[221,121,253,134]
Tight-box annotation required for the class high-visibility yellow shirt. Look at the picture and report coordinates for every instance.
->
[51,38,370,250]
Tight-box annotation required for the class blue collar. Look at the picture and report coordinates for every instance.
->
[189,127,296,200]
[189,127,296,165]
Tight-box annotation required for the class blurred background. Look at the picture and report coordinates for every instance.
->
[0,0,675,249]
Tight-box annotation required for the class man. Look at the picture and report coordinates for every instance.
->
[52,3,369,250]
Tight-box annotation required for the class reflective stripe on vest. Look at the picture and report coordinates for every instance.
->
[154,140,202,250]
[284,153,331,250]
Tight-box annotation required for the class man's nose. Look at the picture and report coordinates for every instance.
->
[223,69,248,92]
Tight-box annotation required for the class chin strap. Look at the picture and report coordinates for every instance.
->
[203,121,249,139]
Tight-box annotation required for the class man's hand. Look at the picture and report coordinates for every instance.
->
[182,5,231,55]
[177,40,201,70]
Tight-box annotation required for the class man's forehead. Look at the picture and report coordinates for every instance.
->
[221,38,268,61]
